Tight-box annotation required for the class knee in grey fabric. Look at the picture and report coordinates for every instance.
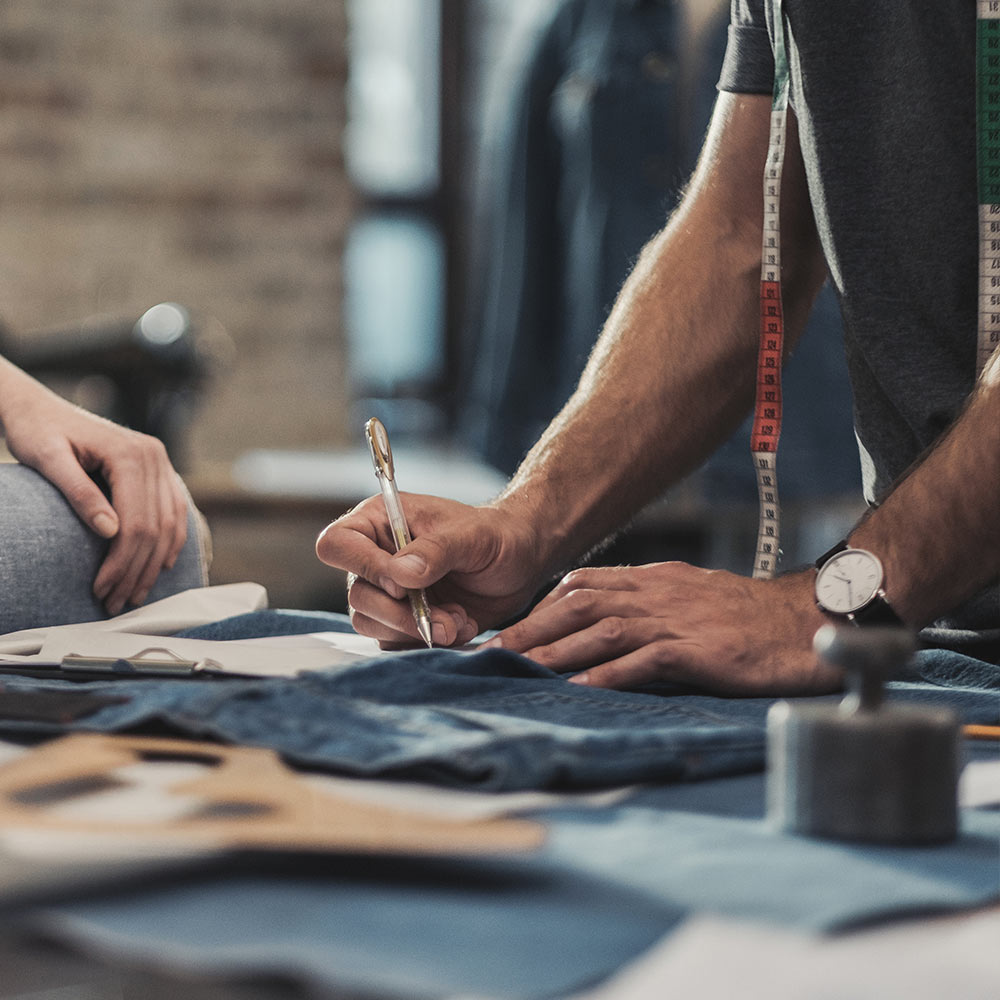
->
[0,462,209,632]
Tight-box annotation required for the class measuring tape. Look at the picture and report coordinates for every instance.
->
[978,1,1000,375]
[752,2,996,579]
[751,6,790,579]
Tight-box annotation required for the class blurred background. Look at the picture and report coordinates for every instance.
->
[0,0,863,613]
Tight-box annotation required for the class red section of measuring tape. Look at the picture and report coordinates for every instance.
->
[751,279,784,453]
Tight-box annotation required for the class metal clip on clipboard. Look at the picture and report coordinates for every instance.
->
[60,647,203,677]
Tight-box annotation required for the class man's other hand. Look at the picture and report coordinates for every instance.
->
[484,562,841,696]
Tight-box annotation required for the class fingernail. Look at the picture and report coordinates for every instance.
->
[133,589,149,608]
[379,577,405,600]
[432,622,449,645]
[92,512,118,538]
[393,553,427,575]
[567,673,590,685]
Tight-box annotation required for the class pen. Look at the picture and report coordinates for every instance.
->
[365,417,434,648]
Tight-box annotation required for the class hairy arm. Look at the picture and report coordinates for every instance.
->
[495,92,827,582]
[849,350,1000,627]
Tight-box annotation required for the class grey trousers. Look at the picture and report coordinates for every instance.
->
[0,462,209,632]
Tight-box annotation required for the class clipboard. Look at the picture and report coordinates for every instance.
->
[0,649,219,682]
[0,628,379,681]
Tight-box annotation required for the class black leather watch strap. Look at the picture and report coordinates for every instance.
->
[849,594,904,627]
[814,539,847,569]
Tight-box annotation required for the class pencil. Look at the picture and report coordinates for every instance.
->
[963,724,1000,741]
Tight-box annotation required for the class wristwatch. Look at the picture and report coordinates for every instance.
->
[814,541,903,626]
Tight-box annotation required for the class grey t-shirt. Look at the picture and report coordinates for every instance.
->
[717,1,998,640]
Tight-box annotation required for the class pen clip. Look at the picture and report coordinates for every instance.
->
[365,417,395,482]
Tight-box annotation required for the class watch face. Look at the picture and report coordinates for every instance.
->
[815,548,884,614]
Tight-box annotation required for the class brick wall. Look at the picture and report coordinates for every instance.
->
[0,0,354,467]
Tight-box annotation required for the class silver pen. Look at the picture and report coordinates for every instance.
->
[365,417,434,648]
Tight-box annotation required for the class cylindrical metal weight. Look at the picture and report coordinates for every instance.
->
[767,700,960,844]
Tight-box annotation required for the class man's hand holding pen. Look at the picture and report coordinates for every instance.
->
[316,489,542,651]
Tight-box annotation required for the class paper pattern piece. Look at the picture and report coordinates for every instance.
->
[0,733,545,858]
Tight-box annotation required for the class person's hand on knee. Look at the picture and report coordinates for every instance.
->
[0,358,188,614]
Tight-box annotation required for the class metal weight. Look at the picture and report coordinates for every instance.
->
[767,625,960,844]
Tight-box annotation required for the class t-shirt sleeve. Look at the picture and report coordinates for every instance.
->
[717,0,774,95]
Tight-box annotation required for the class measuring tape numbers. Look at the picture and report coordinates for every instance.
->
[751,5,790,580]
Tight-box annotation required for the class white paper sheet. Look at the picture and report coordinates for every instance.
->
[959,758,1000,809]
[0,582,269,658]
[0,581,384,676]
[570,908,1000,1000]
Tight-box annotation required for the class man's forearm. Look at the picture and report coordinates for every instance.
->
[850,349,1000,626]
[497,213,759,577]
[494,94,828,582]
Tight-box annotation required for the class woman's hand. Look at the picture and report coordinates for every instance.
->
[0,360,188,615]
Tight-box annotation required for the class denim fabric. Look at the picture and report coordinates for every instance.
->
[0,649,769,790]
[31,855,682,1000]
[0,610,996,791]
[911,630,1000,683]
[0,463,208,633]
[24,773,1000,999]
[179,608,356,641]
[543,796,1000,934]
